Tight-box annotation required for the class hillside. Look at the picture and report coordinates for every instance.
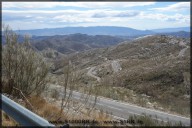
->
[51,35,190,117]
[30,33,127,54]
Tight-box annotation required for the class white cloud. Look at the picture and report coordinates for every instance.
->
[2,2,155,9]
[92,10,140,18]
[2,2,190,30]
[2,9,140,23]
[3,9,189,28]
[139,12,190,23]
[151,2,190,12]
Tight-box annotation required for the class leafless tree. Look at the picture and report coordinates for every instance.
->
[57,58,99,120]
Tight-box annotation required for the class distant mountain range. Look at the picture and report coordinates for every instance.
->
[14,26,153,36]
[151,27,190,33]
[14,26,190,37]
[2,26,190,56]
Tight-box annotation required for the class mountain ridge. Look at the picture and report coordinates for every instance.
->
[14,26,154,36]
[152,27,190,33]
[14,26,190,36]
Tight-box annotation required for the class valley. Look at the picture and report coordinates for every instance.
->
[2,27,190,126]
[2,1,190,126]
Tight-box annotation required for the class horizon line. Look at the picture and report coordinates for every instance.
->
[13,25,190,31]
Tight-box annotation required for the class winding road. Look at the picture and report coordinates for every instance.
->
[87,67,101,82]
[87,59,122,82]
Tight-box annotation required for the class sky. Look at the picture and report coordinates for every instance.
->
[2,1,190,30]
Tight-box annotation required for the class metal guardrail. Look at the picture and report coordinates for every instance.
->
[1,94,55,127]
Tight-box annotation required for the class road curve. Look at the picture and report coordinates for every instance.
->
[49,85,191,126]
[87,67,101,82]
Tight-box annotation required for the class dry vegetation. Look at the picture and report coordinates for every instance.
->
[62,35,190,117]
[2,94,114,127]
[128,114,184,126]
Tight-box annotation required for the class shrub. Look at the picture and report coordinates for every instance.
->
[2,25,49,96]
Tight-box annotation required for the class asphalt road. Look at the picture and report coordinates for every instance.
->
[50,85,191,126]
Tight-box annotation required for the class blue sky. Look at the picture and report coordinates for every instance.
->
[2,2,190,30]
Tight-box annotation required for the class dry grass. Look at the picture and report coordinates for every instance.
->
[28,95,67,124]
[28,95,114,126]
[2,92,116,127]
